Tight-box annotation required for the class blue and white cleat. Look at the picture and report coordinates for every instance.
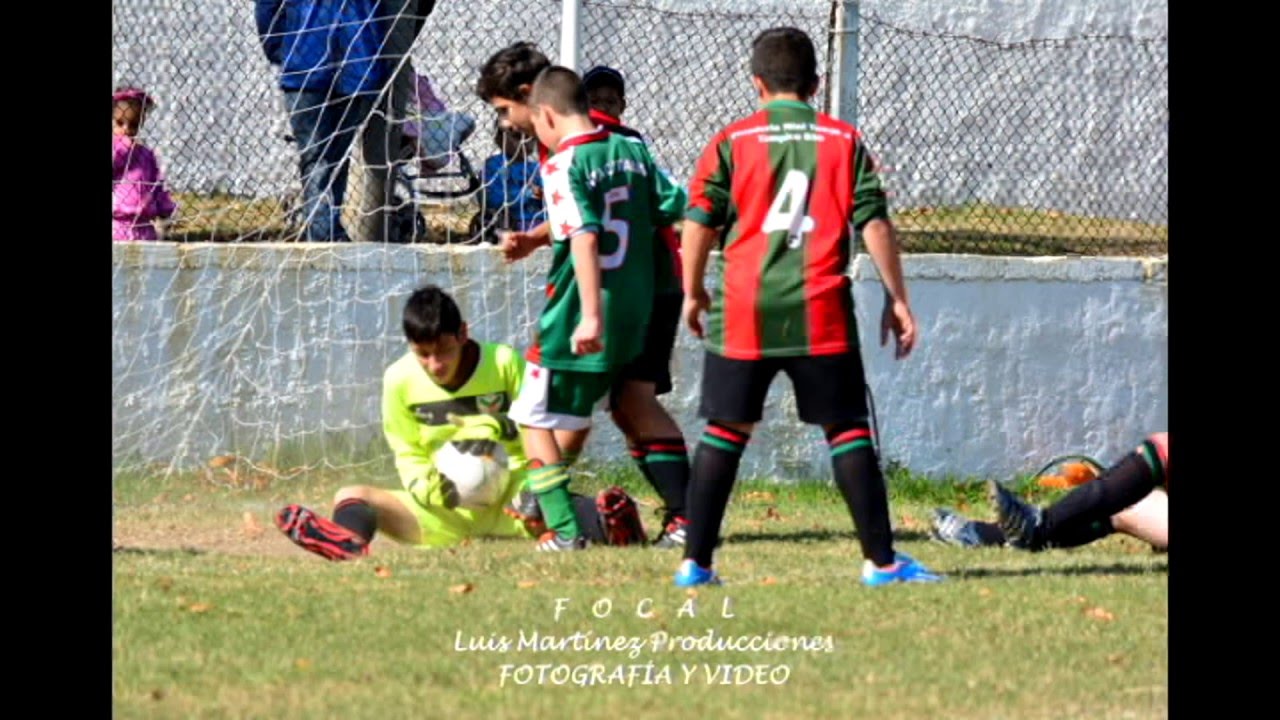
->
[674,559,721,587]
[861,552,944,587]
[930,507,984,547]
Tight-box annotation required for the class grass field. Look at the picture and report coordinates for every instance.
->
[161,192,1165,256]
[113,464,1167,719]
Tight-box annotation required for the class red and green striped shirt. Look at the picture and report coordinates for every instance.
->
[686,99,888,359]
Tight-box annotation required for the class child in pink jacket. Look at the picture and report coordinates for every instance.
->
[113,87,177,241]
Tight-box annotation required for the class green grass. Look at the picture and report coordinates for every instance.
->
[113,465,1166,719]
[159,193,1166,256]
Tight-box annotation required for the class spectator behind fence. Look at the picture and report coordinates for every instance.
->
[355,0,437,243]
[255,0,388,242]
[470,121,542,244]
[112,87,177,242]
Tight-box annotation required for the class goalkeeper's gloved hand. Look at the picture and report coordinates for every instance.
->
[446,411,519,441]
[407,467,460,510]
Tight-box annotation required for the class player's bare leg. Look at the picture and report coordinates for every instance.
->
[333,485,423,545]
[1110,489,1168,550]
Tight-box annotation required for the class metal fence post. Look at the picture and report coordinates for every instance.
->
[828,1,859,126]
[560,0,582,71]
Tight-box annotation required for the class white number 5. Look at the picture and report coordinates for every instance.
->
[600,186,630,270]
[762,170,816,248]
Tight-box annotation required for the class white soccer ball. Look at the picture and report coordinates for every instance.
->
[432,439,509,510]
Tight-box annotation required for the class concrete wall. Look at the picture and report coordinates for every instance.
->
[112,244,1167,480]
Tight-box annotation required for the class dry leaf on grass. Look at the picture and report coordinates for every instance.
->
[761,576,778,586]
[295,658,312,670]
[187,602,213,614]
[978,587,993,597]
[375,566,393,578]
[149,689,164,701]
[1085,606,1115,622]
[241,512,264,538]
[517,580,538,589]
[208,455,237,469]
[764,507,782,521]
[744,491,776,503]
[449,583,474,594]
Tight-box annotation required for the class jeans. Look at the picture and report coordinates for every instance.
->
[354,0,421,243]
[285,89,375,242]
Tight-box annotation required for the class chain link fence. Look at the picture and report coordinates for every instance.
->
[111,0,1166,255]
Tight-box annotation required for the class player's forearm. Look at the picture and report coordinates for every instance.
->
[570,231,603,320]
[530,221,552,246]
[681,221,718,295]
[861,218,910,303]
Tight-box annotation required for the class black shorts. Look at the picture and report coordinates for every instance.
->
[616,291,681,396]
[698,350,870,426]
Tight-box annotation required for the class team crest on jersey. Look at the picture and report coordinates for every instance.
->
[477,392,506,414]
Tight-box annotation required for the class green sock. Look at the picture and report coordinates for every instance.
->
[537,485,580,539]
[526,462,580,539]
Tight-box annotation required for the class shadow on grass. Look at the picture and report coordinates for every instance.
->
[112,544,207,557]
[727,529,932,544]
[950,562,1167,579]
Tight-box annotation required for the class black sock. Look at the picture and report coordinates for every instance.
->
[827,424,895,567]
[332,498,377,543]
[1047,517,1116,548]
[1041,451,1159,541]
[685,422,750,568]
[570,493,607,544]
[641,437,690,521]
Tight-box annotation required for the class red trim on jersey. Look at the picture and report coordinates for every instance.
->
[723,111,776,359]
[687,130,726,222]
[557,127,610,151]
[589,108,621,127]
[537,142,549,165]
[525,343,542,364]
[804,114,858,354]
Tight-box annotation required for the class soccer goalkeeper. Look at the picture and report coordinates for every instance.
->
[274,285,647,560]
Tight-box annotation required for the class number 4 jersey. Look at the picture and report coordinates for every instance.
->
[534,128,685,373]
[685,99,889,360]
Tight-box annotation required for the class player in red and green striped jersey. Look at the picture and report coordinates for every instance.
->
[503,66,684,550]
[477,45,693,549]
[675,27,942,587]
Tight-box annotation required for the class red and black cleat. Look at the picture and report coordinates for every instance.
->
[596,486,648,547]
[275,504,369,561]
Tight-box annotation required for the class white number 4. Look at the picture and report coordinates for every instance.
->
[762,170,816,248]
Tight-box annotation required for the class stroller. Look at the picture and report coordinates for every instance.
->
[391,71,480,243]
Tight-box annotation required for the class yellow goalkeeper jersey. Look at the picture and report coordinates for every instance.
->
[381,341,529,545]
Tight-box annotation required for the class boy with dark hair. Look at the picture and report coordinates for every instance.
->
[503,66,684,551]
[477,45,693,548]
[274,285,644,559]
[675,27,942,586]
